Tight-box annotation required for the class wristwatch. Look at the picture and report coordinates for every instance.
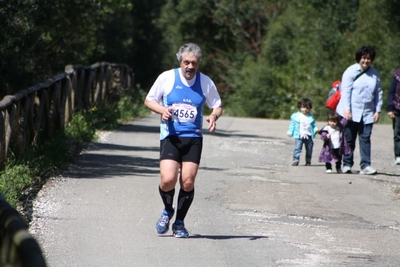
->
[212,114,218,121]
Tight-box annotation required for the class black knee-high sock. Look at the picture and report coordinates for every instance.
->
[176,188,194,222]
[159,187,175,213]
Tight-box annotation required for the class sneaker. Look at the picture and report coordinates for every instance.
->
[336,168,343,174]
[292,162,299,166]
[359,166,377,175]
[172,220,189,238]
[326,169,332,174]
[342,166,352,174]
[394,157,400,165]
[156,209,174,234]
[305,162,311,166]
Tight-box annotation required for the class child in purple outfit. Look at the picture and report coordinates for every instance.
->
[318,112,351,173]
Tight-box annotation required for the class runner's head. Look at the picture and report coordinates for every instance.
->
[176,43,202,80]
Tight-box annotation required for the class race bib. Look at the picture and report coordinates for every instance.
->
[171,103,197,123]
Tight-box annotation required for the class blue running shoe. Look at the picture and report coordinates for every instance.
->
[156,209,174,234]
[172,220,189,238]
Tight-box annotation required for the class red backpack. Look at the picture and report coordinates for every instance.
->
[326,69,369,110]
[325,80,341,110]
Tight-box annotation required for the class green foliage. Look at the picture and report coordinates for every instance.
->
[157,0,207,68]
[3,0,400,121]
[65,109,98,142]
[223,0,394,119]
[256,1,358,119]
[0,162,34,207]
[117,85,149,122]
[0,130,73,207]
[0,1,35,97]
[225,55,279,118]
[0,0,133,98]
[65,86,149,136]
[96,0,167,90]
[155,0,398,121]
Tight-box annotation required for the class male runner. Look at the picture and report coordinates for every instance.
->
[144,43,223,238]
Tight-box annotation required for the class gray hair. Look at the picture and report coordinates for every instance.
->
[176,43,202,62]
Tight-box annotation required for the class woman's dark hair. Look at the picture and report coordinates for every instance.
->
[355,46,376,63]
[297,98,312,109]
[328,111,341,124]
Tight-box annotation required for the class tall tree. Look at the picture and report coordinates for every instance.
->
[157,0,284,100]
[0,1,36,97]
[0,0,129,98]
[95,0,167,91]
[228,0,361,118]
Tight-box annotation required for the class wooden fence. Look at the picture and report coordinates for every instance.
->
[0,62,134,170]
[0,193,47,267]
[0,62,133,266]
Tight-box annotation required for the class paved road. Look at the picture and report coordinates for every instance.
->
[30,115,400,267]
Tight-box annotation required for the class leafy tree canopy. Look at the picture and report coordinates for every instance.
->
[2,0,400,120]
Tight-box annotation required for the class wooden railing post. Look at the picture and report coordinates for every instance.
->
[5,103,17,160]
[0,193,47,267]
[0,111,5,169]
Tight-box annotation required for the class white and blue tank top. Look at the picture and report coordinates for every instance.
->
[160,68,205,139]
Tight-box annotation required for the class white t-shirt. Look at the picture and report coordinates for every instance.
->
[299,113,311,137]
[323,125,340,149]
[146,68,222,139]
[146,69,222,109]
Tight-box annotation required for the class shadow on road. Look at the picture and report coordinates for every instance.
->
[116,124,160,133]
[205,129,273,140]
[116,121,279,140]
[159,234,269,240]
[90,142,159,152]
[68,154,160,179]
[189,234,269,240]
[376,172,400,177]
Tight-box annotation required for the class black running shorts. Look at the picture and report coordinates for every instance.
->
[160,136,203,164]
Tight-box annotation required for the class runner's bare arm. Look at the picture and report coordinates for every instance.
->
[206,106,223,133]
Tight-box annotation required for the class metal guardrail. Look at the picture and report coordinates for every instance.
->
[0,62,134,170]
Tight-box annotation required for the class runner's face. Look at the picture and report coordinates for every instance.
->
[180,53,199,80]
[359,54,372,71]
